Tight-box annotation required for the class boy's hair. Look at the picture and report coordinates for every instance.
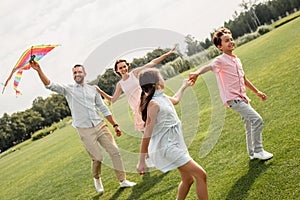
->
[114,59,130,76]
[212,27,232,47]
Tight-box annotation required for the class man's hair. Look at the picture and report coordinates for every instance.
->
[212,27,232,47]
[73,64,86,73]
[114,59,130,76]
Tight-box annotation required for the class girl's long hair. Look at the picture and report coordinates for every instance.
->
[139,69,160,122]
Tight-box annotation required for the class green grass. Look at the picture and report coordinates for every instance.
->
[272,10,300,28]
[1,18,300,200]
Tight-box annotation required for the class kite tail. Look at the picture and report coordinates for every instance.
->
[0,81,4,94]
[13,70,23,96]
[2,70,14,94]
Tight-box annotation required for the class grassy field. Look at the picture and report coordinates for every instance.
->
[0,18,299,200]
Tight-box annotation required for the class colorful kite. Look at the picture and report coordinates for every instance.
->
[2,44,60,95]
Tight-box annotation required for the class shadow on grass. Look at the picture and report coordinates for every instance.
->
[92,192,103,200]
[225,160,273,200]
[124,171,173,200]
[91,171,175,200]
[101,171,171,200]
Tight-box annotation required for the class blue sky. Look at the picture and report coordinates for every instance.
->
[0,0,263,116]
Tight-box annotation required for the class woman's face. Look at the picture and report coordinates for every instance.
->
[116,61,129,76]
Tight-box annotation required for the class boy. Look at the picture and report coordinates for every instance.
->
[189,27,273,161]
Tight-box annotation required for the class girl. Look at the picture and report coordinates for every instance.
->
[136,68,208,200]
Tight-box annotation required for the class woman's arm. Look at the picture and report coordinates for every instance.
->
[95,82,123,103]
[133,47,175,77]
[136,101,159,175]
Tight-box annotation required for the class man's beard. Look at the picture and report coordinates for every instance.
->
[75,76,84,84]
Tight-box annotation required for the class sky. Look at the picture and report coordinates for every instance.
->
[0,0,258,116]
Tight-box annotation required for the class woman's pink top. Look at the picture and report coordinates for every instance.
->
[119,72,145,131]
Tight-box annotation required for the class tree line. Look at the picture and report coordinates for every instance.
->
[185,0,300,56]
[1,0,299,153]
[0,94,71,152]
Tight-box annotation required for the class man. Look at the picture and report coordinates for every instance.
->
[30,60,136,194]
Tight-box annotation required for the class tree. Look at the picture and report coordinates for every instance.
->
[43,94,71,125]
[97,68,120,96]
[185,35,204,56]
[239,0,261,30]
[10,113,27,144]
[200,38,212,50]
[0,113,13,152]
[32,97,46,124]
[22,109,45,135]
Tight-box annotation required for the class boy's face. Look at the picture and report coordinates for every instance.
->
[217,34,235,54]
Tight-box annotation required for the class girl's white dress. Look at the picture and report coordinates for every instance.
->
[146,89,191,173]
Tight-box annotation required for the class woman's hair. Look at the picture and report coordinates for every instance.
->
[212,27,232,47]
[139,68,160,122]
[114,59,130,76]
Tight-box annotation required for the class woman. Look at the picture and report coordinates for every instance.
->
[96,48,175,132]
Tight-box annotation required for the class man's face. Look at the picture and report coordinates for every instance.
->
[73,66,86,84]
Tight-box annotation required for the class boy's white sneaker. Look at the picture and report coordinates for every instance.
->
[253,150,273,161]
[120,180,136,188]
[93,178,104,193]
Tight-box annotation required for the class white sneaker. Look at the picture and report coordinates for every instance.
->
[93,178,104,193]
[253,150,273,161]
[120,180,136,188]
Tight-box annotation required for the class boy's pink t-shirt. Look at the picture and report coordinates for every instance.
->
[210,53,249,107]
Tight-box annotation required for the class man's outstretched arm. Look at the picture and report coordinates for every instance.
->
[30,60,50,86]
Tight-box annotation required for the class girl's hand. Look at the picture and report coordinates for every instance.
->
[182,79,192,89]
[136,161,147,175]
[188,72,199,86]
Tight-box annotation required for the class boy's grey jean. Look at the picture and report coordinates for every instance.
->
[228,99,264,156]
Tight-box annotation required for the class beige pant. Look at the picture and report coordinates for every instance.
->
[77,121,126,181]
